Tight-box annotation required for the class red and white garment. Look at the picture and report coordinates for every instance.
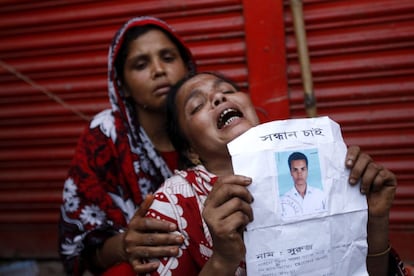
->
[146,165,246,276]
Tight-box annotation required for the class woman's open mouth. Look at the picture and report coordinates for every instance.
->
[217,108,243,129]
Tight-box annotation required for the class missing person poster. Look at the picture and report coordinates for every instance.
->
[227,116,368,276]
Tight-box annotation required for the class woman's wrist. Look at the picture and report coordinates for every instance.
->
[94,232,128,270]
[367,214,389,254]
[200,253,240,276]
[366,214,391,276]
[367,245,391,258]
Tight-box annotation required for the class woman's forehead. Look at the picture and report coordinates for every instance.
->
[181,73,229,94]
[184,73,217,87]
[177,74,226,104]
[132,29,174,50]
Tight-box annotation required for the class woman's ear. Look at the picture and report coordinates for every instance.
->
[186,149,202,165]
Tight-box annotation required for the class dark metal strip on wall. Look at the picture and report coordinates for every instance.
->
[284,0,414,262]
[0,0,249,258]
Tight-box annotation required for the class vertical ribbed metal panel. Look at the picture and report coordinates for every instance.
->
[3,0,412,264]
[284,0,414,262]
[0,0,248,258]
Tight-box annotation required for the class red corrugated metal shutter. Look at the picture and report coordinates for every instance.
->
[0,0,289,259]
[0,0,251,258]
[284,0,414,262]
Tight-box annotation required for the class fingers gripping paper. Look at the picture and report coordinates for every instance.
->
[227,117,368,276]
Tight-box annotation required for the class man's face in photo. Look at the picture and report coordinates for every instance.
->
[290,159,308,187]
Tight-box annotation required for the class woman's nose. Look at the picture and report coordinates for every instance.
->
[152,59,165,78]
[212,92,226,107]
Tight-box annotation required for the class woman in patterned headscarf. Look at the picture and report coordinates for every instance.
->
[59,16,196,275]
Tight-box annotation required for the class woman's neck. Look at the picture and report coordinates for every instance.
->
[202,155,234,176]
[137,108,174,152]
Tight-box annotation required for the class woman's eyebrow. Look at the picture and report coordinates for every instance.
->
[160,46,179,53]
[182,77,230,107]
[213,78,228,90]
[126,46,177,65]
[183,88,202,108]
[125,53,147,66]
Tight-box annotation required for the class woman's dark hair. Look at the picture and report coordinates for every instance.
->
[114,24,195,83]
[166,72,241,169]
[166,74,195,169]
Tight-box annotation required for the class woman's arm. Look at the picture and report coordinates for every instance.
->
[366,216,390,276]
[200,175,253,276]
[345,146,397,276]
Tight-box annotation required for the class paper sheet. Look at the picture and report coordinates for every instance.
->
[228,116,368,276]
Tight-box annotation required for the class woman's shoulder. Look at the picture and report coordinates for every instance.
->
[157,165,215,196]
[157,172,196,197]
[75,109,116,143]
[88,109,117,141]
[71,109,119,161]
